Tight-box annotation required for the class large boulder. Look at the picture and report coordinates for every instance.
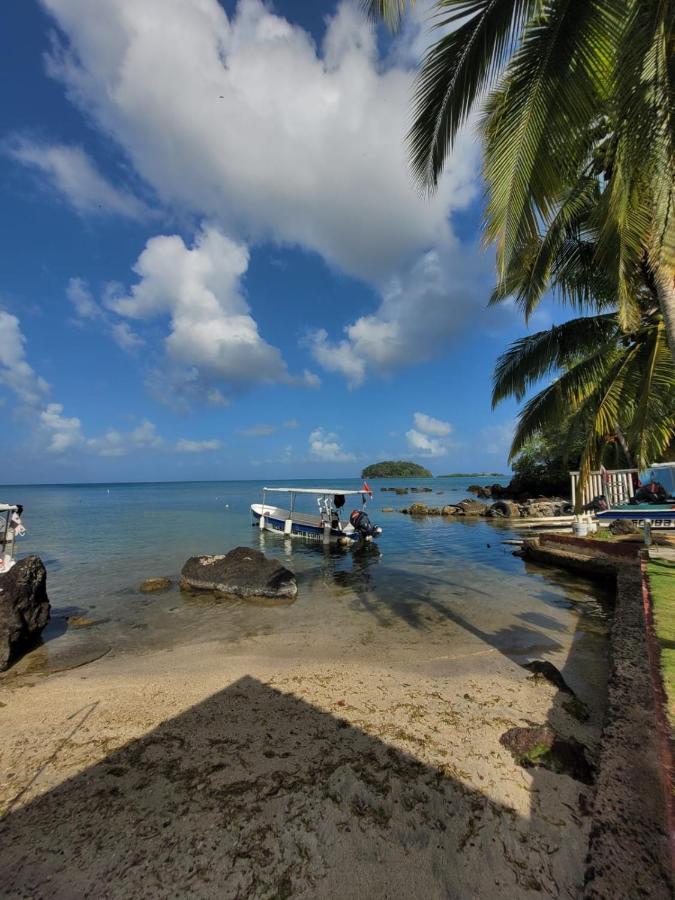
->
[0,556,50,671]
[488,500,522,518]
[456,499,489,516]
[180,547,297,601]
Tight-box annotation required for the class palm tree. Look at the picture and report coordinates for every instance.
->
[365,0,675,358]
[492,306,675,502]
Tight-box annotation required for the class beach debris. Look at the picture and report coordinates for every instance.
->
[180,546,297,601]
[500,724,594,783]
[0,555,50,671]
[139,577,173,593]
[488,500,521,518]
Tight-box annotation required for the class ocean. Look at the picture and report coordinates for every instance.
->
[1,476,611,675]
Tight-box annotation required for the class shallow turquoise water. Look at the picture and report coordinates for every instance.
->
[1,477,611,669]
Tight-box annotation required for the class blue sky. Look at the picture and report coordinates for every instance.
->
[1,0,551,483]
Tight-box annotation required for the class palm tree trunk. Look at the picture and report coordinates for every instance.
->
[655,266,675,363]
[614,426,633,468]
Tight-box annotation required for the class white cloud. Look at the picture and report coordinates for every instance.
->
[283,418,298,430]
[40,0,479,283]
[175,438,222,453]
[308,427,355,463]
[413,411,452,437]
[405,428,447,458]
[0,311,50,407]
[106,225,313,403]
[405,411,454,457]
[67,277,145,352]
[40,403,84,453]
[307,245,502,386]
[8,140,149,220]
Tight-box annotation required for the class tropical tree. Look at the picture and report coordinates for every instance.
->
[492,304,675,502]
[365,0,675,358]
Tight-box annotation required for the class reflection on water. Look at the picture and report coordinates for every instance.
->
[0,478,611,676]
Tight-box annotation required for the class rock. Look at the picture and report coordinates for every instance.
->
[475,487,492,499]
[421,487,433,493]
[500,724,594,784]
[407,503,428,516]
[441,505,458,515]
[139,576,172,593]
[180,547,297,601]
[456,499,489,516]
[609,518,639,535]
[381,507,395,512]
[394,488,409,495]
[467,484,482,493]
[488,500,521,518]
[0,556,50,671]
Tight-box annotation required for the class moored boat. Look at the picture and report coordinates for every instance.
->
[251,485,382,545]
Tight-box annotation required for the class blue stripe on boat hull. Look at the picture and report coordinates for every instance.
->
[596,509,675,528]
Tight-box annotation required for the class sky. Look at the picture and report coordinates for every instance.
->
[0,0,553,483]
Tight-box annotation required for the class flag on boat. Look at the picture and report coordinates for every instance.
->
[362,480,372,496]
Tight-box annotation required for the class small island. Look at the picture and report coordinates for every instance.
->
[361,460,433,478]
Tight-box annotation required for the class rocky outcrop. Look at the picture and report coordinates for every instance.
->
[180,547,297,601]
[500,724,594,784]
[0,556,50,671]
[456,499,489,516]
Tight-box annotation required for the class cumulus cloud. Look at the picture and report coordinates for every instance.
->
[175,438,222,453]
[239,424,277,437]
[405,410,454,457]
[0,311,50,407]
[308,427,355,463]
[40,403,84,453]
[413,411,452,437]
[307,245,501,386]
[105,225,314,404]
[39,0,478,282]
[405,429,447,458]
[7,140,149,220]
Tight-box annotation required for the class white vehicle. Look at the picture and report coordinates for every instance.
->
[0,503,26,573]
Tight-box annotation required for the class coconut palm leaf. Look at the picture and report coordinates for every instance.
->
[491,313,617,404]
[408,0,540,189]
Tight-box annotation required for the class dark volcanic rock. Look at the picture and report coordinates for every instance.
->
[456,499,489,516]
[180,547,297,601]
[0,556,50,671]
[609,518,639,535]
[500,724,594,784]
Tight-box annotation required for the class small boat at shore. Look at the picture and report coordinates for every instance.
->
[0,503,25,573]
[572,462,675,530]
[251,485,382,545]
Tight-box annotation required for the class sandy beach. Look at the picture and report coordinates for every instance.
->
[0,575,607,899]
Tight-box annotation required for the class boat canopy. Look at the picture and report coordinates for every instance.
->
[0,504,18,512]
[263,487,366,495]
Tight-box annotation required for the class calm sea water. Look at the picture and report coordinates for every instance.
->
[1,477,611,674]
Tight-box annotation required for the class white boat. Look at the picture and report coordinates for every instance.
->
[0,503,25,573]
[251,485,382,545]
[571,462,675,529]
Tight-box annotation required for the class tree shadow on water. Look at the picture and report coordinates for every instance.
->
[0,676,584,899]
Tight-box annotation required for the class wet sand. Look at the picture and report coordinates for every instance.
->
[0,574,608,900]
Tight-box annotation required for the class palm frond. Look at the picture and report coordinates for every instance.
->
[409,0,540,190]
[492,312,617,405]
[362,0,416,28]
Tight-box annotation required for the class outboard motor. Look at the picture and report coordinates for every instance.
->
[349,509,382,540]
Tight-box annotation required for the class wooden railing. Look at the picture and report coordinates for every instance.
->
[570,468,639,509]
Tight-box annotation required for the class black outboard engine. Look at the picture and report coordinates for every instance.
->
[349,509,382,540]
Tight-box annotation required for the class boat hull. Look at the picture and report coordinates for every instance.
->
[251,504,360,543]
[596,505,675,529]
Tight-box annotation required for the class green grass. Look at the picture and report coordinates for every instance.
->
[648,559,675,730]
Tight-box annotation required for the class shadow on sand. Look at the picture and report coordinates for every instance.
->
[0,671,596,899]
